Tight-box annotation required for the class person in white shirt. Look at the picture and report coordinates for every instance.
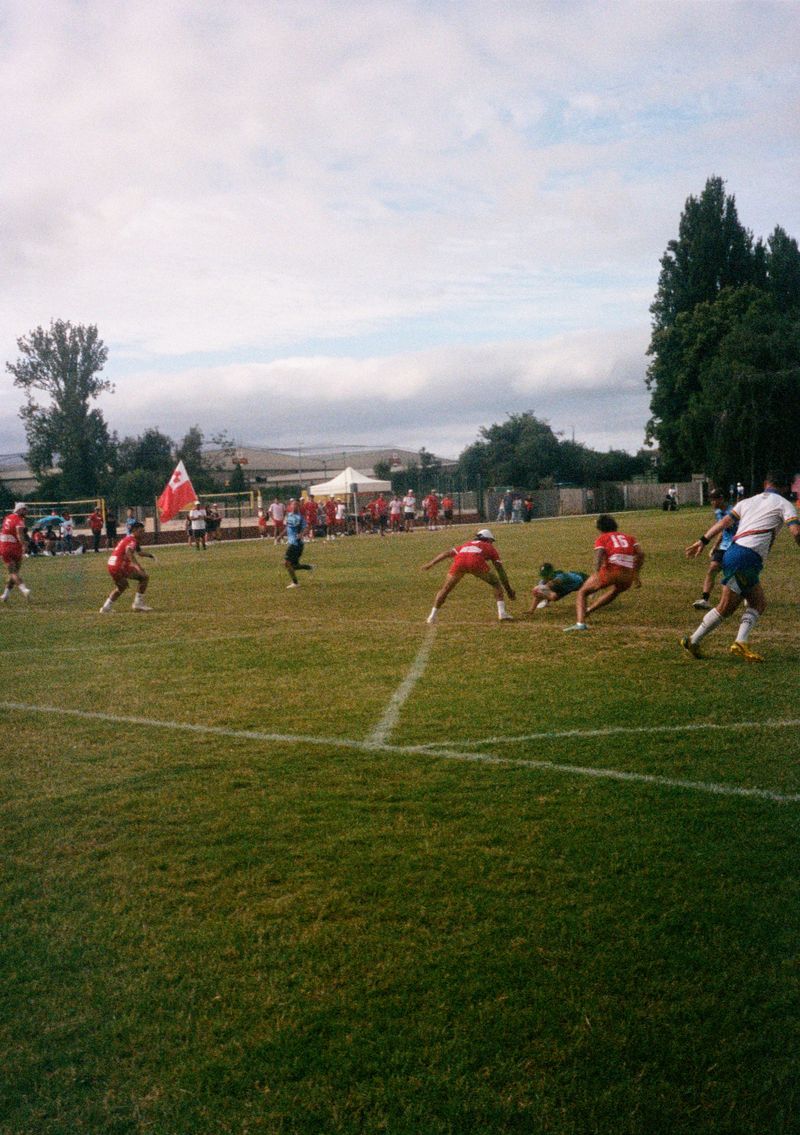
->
[268,498,285,544]
[189,503,207,550]
[402,491,416,532]
[682,474,800,661]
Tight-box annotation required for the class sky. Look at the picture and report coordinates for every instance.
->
[1,0,798,463]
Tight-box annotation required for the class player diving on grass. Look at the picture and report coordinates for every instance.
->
[423,528,515,623]
[682,473,800,662]
[100,521,156,613]
[527,563,588,613]
[564,515,644,632]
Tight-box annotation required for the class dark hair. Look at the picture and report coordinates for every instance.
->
[709,489,725,500]
[539,562,554,578]
[131,520,145,531]
[596,514,618,533]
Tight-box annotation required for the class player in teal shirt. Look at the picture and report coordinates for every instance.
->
[527,563,588,612]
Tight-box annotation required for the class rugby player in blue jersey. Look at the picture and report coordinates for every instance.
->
[284,500,314,588]
[691,489,737,610]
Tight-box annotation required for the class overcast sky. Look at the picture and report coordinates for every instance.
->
[1,0,798,463]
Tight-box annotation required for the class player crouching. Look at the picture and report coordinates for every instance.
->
[423,528,515,623]
[100,521,156,613]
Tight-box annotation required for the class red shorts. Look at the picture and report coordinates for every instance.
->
[598,566,634,590]
[450,554,491,577]
[1,548,22,567]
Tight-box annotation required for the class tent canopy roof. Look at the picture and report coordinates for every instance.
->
[308,466,391,497]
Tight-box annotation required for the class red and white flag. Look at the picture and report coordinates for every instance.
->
[157,461,197,522]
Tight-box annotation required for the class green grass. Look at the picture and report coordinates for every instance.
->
[2,511,799,1134]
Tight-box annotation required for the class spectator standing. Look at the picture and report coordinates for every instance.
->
[324,497,337,540]
[268,498,286,544]
[62,512,74,553]
[441,494,454,527]
[189,502,207,549]
[403,490,416,532]
[88,506,104,553]
[389,494,403,532]
[105,510,118,550]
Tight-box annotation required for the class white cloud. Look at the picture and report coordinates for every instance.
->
[0,0,797,460]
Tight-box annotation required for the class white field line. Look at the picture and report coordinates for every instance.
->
[366,624,437,745]
[419,717,800,750]
[1,700,798,804]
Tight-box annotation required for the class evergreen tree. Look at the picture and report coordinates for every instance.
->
[646,177,800,480]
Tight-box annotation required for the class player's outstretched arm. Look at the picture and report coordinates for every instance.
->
[422,549,454,571]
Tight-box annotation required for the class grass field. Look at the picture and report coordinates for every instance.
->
[2,509,799,1134]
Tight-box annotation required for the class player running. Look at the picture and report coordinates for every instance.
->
[423,528,515,624]
[564,515,644,632]
[284,500,314,588]
[527,563,587,612]
[691,489,737,609]
[682,473,800,661]
[100,521,156,613]
[0,503,32,604]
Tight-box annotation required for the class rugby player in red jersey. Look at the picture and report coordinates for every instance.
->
[564,514,643,631]
[0,503,31,603]
[422,528,515,623]
[100,521,156,613]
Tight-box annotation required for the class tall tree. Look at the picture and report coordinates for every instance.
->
[646,178,761,477]
[7,320,114,496]
[765,226,800,313]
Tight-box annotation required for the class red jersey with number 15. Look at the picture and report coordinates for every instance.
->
[594,531,640,569]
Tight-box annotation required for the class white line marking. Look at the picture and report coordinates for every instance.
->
[1,700,798,804]
[423,717,800,749]
[365,625,437,745]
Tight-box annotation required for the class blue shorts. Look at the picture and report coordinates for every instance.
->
[721,544,762,594]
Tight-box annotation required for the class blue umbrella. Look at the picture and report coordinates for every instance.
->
[32,515,67,528]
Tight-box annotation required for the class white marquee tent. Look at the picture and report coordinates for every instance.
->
[308,466,391,498]
[308,467,392,532]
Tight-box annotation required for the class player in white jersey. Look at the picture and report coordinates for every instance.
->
[682,474,800,661]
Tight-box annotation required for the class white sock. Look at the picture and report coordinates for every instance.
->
[736,608,760,644]
[428,607,438,621]
[497,600,507,617]
[691,608,724,644]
